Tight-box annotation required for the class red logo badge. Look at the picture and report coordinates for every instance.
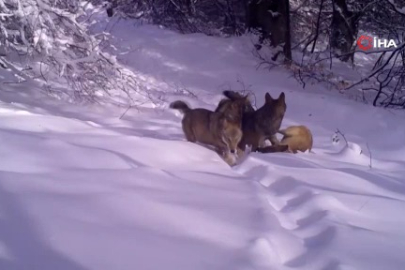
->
[357,35,373,51]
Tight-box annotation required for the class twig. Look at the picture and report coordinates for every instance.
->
[357,198,371,212]
[366,142,372,169]
[119,105,133,119]
[335,129,348,146]
[344,43,405,91]
[310,0,325,54]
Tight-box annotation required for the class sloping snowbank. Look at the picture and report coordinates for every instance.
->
[1,6,405,270]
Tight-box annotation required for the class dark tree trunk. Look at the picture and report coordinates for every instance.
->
[330,0,359,62]
[283,0,292,62]
[246,0,289,49]
[311,0,325,54]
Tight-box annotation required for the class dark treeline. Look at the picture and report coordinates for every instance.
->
[103,0,405,109]
[1,0,404,107]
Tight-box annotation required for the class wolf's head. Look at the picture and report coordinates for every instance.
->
[221,120,243,154]
[257,92,287,135]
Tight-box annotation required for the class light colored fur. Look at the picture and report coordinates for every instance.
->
[278,125,313,153]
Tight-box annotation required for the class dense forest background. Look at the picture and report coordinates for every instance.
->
[1,0,405,108]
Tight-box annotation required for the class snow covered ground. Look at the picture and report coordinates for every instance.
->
[1,7,405,270]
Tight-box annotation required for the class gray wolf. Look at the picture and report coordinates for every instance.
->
[216,91,288,153]
[170,97,248,166]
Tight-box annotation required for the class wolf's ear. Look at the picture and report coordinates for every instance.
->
[265,92,273,103]
[278,92,285,102]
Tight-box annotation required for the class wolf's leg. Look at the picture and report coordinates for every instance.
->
[182,124,196,142]
[258,137,271,148]
[269,134,280,145]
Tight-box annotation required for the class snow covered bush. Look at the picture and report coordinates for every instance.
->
[94,0,247,36]
[0,0,145,103]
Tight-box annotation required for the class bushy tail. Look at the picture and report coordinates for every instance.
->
[222,90,247,101]
[169,100,191,114]
[223,90,245,100]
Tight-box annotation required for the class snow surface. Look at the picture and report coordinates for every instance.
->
[1,7,405,270]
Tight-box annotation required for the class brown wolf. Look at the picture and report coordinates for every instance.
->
[216,91,288,153]
[170,97,248,166]
[278,125,313,153]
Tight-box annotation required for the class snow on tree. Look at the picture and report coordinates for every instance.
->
[0,0,146,104]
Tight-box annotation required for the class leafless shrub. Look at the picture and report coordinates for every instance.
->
[92,0,247,36]
[0,0,148,105]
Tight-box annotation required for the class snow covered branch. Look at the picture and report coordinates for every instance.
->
[386,0,405,15]
[0,0,145,103]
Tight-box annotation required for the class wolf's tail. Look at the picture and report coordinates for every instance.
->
[223,90,241,100]
[169,100,191,114]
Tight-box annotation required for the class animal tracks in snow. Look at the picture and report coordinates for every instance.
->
[236,148,405,270]
[247,171,350,269]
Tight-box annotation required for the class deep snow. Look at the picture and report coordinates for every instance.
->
[1,6,405,270]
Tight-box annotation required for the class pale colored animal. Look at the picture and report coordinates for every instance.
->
[278,125,313,153]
